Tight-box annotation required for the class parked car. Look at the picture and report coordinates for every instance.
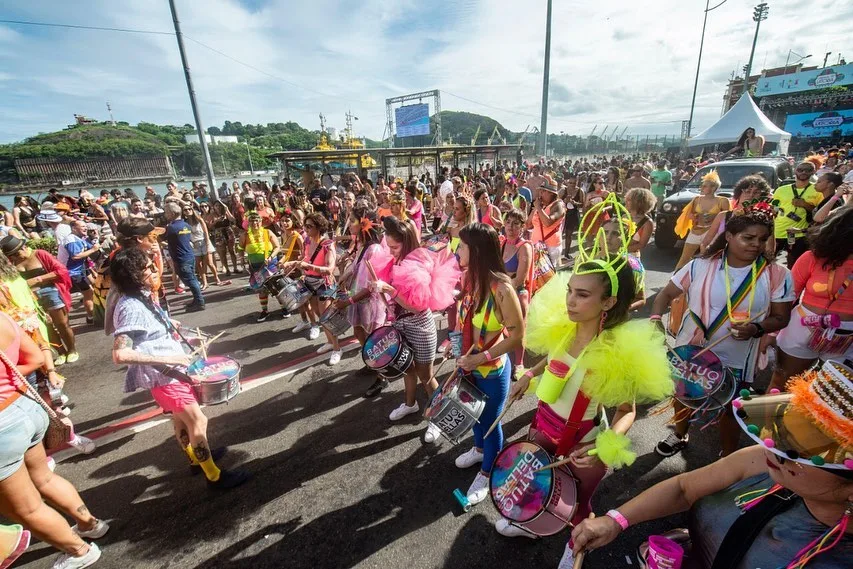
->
[654,157,794,249]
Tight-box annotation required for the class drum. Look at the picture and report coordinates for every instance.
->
[667,345,726,406]
[489,440,577,536]
[249,259,278,291]
[263,273,288,298]
[362,325,414,378]
[320,305,351,337]
[187,355,241,405]
[424,373,487,444]
[276,277,312,312]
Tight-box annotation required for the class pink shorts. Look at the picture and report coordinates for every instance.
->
[150,382,197,414]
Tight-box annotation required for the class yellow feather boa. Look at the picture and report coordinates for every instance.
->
[526,272,674,407]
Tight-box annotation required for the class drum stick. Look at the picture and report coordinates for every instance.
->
[484,397,515,439]
[573,513,596,569]
[196,328,207,360]
[365,260,389,307]
[693,313,765,359]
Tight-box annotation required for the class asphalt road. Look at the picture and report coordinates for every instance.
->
[13,241,767,569]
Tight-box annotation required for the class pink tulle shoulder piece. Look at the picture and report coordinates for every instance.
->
[391,247,460,312]
[366,242,395,282]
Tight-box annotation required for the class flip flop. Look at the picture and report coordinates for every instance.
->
[0,527,31,569]
[216,280,232,286]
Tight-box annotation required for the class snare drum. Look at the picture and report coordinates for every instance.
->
[424,373,487,444]
[263,273,288,298]
[187,355,241,405]
[667,345,726,405]
[320,305,351,337]
[489,440,577,536]
[249,260,278,291]
[421,234,450,253]
[277,277,312,311]
[362,326,414,378]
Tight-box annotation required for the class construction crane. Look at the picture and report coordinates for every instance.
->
[487,124,504,145]
[471,124,482,145]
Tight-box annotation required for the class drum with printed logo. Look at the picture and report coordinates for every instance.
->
[276,277,312,312]
[362,326,414,378]
[187,355,241,405]
[320,305,351,337]
[424,372,486,444]
[489,440,577,536]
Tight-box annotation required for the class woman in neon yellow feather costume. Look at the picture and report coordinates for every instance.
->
[495,260,673,540]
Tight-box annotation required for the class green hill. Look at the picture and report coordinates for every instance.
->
[431,111,518,145]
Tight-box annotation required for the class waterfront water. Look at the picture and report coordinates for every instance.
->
[0,176,277,209]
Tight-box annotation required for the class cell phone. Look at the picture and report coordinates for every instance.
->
[786,211,802,222]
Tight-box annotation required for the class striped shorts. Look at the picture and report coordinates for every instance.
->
[393,311,437,364]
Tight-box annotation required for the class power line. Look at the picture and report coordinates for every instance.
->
[0,18,173,35]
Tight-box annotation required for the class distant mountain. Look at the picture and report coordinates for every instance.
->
[431,111,520,145]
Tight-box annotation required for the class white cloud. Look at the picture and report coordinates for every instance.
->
[0,0,850,143]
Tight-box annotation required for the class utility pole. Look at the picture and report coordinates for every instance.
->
[744,3,769,91]
[687,0,730,139]
[823,51,832,68]
[538,0,553,158]
[245,142,254,175]
[169,0,218,200]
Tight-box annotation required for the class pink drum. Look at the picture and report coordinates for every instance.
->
[489,440,577,536]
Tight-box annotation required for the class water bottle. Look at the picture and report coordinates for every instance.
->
[535,359,572,404]
[448,331,463,358]
[801,313,840,329]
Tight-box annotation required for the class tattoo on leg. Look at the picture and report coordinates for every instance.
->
[179,429,190,448]
[76,504,89,516]
[193,442,211,462]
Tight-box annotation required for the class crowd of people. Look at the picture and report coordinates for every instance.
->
[0,141,851,569]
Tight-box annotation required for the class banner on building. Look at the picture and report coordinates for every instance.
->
[755,64,853,97]
[783,110,853,138]
[395,104,430,137]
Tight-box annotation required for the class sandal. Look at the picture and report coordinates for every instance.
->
[216,280,232,286]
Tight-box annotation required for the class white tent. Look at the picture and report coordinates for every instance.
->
[688,93,791,155]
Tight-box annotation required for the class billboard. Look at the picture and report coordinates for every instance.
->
[783,110,853,138]
[395,103,430,137]
[754,64,853,97]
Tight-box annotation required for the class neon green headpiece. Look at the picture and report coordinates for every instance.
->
[574,192,633,295]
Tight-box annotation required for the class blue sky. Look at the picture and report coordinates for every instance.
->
[0,0,850,143]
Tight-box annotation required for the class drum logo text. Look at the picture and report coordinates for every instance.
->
[365,334,396,362]
[669,356,720,390]
[495,451,545,512]
[436,408,467,433]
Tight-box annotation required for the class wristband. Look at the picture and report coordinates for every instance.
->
[648,314,662,322]
[605,509,629,531]
[347,297,355,305]
[483,350,493,361]
[522,370,535,381]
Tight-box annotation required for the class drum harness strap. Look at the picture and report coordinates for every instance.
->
[138,294,198,384]
[459,282,503,366]
[688,255,768,341]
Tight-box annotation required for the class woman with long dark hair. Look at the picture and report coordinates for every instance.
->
[700,175,771,253]
[369,216,459,438]
[652,204,794,458]
[210,201,239,277]
[183,204,227,290]
[770,205,853,391]
[473,189,503,232]
[725,126,765,157]
[334,208,388,396]
[451,223,524,505]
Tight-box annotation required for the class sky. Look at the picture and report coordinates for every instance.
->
[0,0,850,144]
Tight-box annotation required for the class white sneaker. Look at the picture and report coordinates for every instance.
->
[60,394,70,405]
[495,518,538,539]
[292,321,311,333]
[68,435,96,455]
[72,519,110,539]
[389,402,419,421]
[308,326,321,340]
[466,472,490,505]
[57,406,72,417]
[424,422,442,443]
[316,342,333,354]
[52,542,101,569]
[455,447,484,468]
[47,456,56,471]
[328,350,342,365]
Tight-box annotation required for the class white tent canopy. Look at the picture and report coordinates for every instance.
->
[688,93,790,155]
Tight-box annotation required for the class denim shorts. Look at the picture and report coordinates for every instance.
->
[35,285,65,311]
[0,396,49,481]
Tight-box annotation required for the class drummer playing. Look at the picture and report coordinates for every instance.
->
[110,248,250,489]
[651,202,793,458]
[451,222,524,506]
[501,197,672,540]
[239,211,281,322]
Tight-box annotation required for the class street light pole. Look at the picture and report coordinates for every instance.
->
[687,0,729,139]
[245,142,254,175]
[744,3,769,91]
[538,0,553,158]
[168,0,218,200]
